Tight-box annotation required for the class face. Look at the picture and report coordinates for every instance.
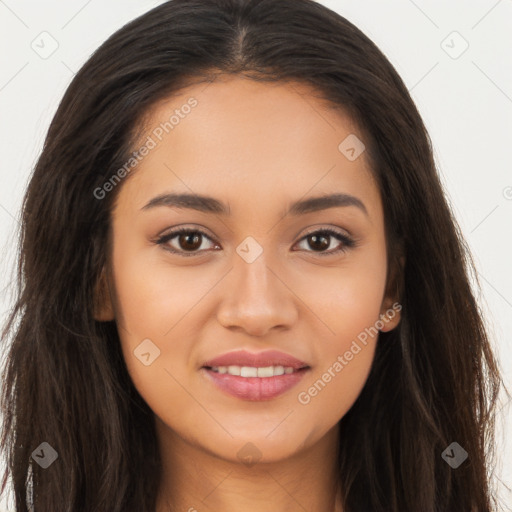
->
[94,75,401,464]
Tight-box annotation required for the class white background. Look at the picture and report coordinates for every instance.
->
[0,0,511,510]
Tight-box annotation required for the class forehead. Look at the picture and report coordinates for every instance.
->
[114,76,381,221]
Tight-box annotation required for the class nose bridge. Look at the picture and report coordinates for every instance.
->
[237,246,272,292]
[216,238,297,334]
[233,242,281,308]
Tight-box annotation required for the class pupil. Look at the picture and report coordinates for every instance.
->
[310,234,328,251]
[180,233,201,250]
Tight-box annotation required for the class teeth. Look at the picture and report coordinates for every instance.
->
[210,365,298,377]
[241,366,258,377]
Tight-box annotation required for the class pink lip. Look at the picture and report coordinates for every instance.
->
[200,349,310,401]
[202,349,309,369]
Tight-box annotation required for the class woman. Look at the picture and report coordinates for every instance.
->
[0,0,506,510]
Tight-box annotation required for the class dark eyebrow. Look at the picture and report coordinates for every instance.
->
[140,192,368,217]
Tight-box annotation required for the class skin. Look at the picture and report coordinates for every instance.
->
[94,75,401,512]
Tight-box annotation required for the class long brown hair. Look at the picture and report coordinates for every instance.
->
[0,0,506,510]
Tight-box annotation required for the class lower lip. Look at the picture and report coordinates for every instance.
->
[201,367,309,401]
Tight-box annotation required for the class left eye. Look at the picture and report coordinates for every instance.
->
[155,227,355,257]
[295,228,355,255]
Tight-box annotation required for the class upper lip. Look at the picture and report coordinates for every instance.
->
[202,349,309,370]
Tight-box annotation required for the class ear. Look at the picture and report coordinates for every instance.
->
[93,265,115,322]
[378,255,405,332]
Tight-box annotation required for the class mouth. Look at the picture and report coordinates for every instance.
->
[200,349,311,401]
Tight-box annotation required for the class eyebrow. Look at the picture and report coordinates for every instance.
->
[141,192,368,217]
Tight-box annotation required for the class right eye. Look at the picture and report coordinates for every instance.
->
[155,227,219,257]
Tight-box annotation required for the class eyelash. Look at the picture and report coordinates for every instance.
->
[154,226,356,258]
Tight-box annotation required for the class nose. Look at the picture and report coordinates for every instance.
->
[216,253,298,337]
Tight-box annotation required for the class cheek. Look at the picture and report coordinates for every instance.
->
[293,248,387,420]
[110,234,210,338]
[110,236,242,417]
[295,289,382,430]
[111,257,202,423]
[299,241,388,346]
